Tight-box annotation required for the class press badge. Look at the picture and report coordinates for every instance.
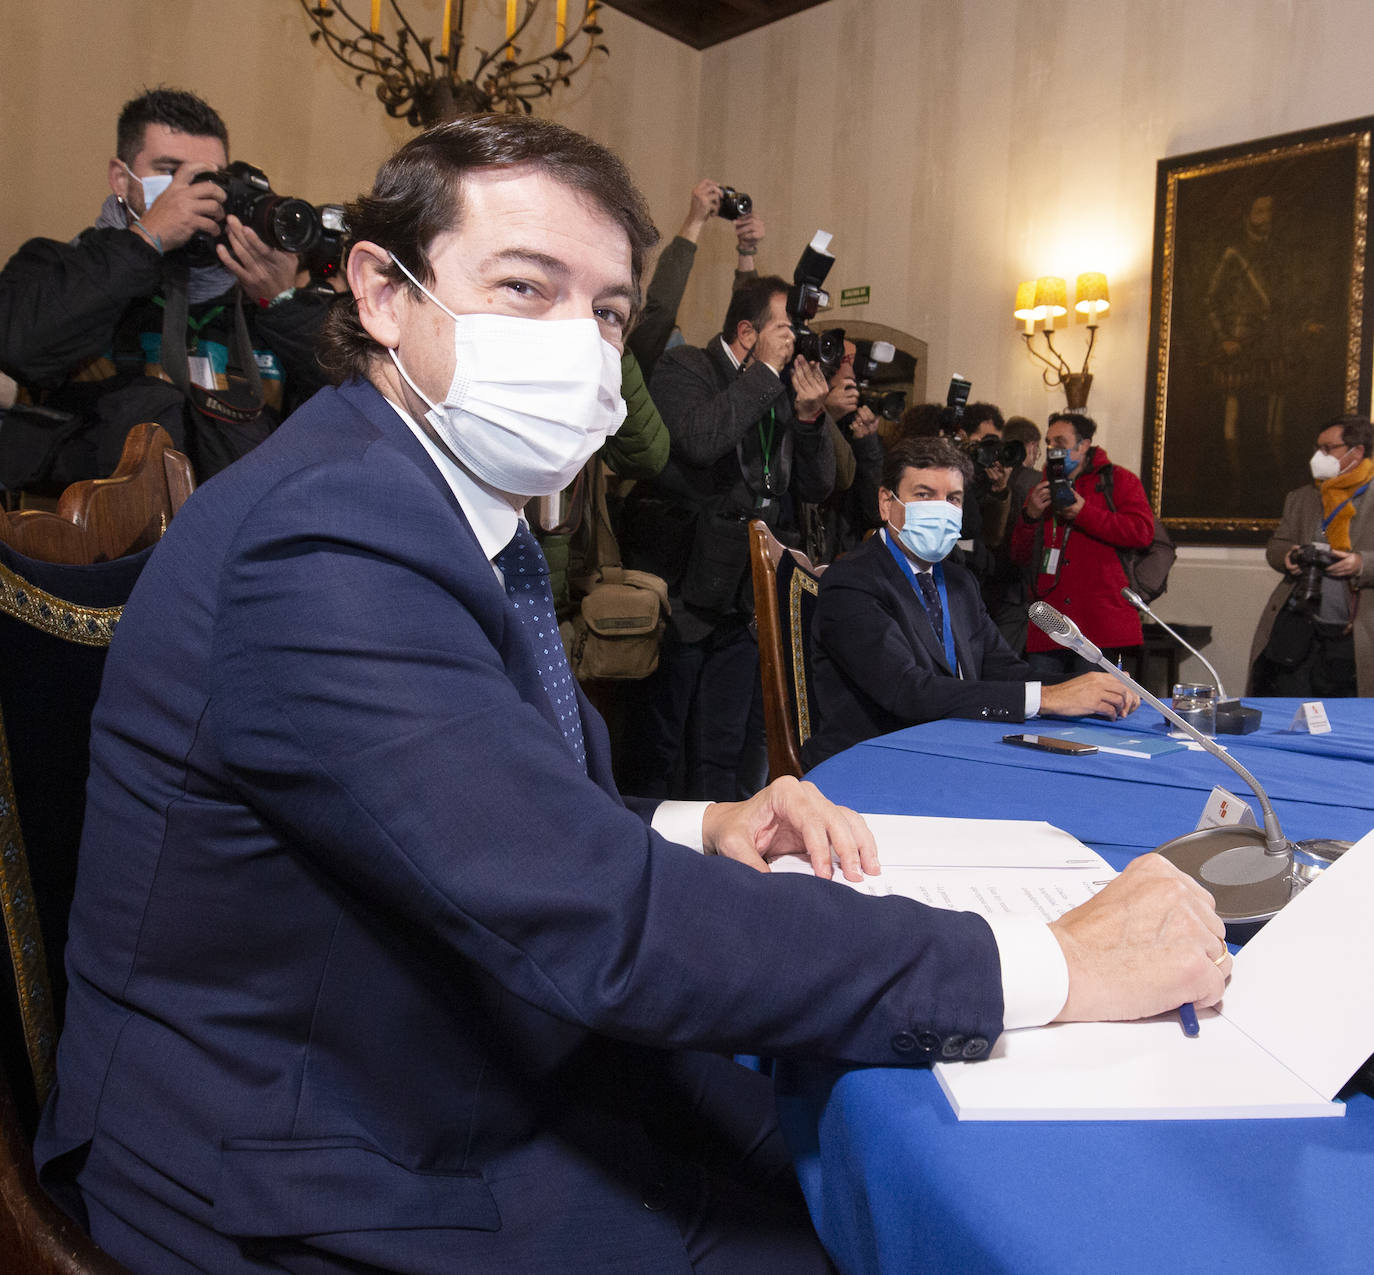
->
[188,355,218,390]
[1042,545,1060,574]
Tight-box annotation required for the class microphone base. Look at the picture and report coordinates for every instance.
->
[1154,826,1295,928]
[1215,700,1263,734]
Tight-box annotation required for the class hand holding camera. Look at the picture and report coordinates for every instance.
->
[754,314,796,373]
[790,356,830,422]
[217,215,301,303]
[137,161,227,252]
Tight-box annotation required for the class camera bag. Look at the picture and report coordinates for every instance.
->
[562,459,670,680]
[1099,463,1176,602]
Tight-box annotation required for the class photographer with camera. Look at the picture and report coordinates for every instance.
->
[1250,415,1374,697]
[621,273,836,799]
[1010,411,1155,679]
[0,88,328,490]
[625,178,764,380]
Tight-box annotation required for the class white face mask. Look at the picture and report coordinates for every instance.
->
[122,161,172,213]
[1310,449,1342,481]
[386,254,625,498]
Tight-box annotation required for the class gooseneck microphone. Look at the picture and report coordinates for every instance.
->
[1118,587,1263,734]
[1120,586,1227,697]
[1028,601,1289,855]
[1028,601,1346,924]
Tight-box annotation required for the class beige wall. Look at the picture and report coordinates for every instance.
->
[6,0,1374,689]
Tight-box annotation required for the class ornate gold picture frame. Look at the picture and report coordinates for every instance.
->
[1143,117,1374,543]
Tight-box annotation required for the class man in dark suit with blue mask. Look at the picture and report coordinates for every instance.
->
[37,117,1228,1274]
[804,436,1137,768]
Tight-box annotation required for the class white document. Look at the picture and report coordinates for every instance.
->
[768,815,1112,919]
[933,826,1374,1122]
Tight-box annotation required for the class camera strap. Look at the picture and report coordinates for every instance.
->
[1320,482,1370,534]
[160,268,266,425]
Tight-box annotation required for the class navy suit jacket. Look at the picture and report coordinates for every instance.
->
[37,381,1002,1274]
[804,533,1031,768]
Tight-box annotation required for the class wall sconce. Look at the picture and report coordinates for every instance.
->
[1013,272,1110,409]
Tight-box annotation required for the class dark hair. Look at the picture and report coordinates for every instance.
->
[1333,414,1374,454]
[882,435,973,493]
[319,114,659,384]
[964,402,1004,433]
[721,275,788,346]
[116,88,228,165]
[1048,411,1097,443]
[1002,415,1041,446]
[896,402,947,439]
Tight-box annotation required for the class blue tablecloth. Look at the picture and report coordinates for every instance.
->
[779,697,1374,1275]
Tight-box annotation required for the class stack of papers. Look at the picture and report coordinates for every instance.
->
[775,815,1374,1121]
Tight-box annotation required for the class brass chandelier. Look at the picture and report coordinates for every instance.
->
[300,0,608,127]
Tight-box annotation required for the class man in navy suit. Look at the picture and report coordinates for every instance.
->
[37,117,1228,1273]
[804,437,1138,768]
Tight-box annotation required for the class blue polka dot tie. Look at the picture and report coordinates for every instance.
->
[495,522,586,771]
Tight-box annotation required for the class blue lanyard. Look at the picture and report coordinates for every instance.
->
[1320,481,1371,532]
[883,529,958,673]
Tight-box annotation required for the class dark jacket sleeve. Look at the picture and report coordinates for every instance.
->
[251,290,332,404]
[626,236,697,378]
[602,350,669,479]
[789,408,837,503]
[650,344,789,470]
[0,229,163,387]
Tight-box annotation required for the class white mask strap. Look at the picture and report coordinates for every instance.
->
[389,252,462,324]
[386,346,442,417]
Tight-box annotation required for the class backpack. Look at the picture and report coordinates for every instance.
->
[1099,463,1176,602]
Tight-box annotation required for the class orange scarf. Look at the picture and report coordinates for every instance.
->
[1320,456,1374,551]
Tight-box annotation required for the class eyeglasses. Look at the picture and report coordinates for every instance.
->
[1317,441,1351,456]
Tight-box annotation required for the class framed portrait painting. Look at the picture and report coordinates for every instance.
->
[1142,117,1374,543]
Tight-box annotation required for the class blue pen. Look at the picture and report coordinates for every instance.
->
[1177,1003,1199,1037]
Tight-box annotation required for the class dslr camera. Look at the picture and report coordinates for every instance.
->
[786,231,846,375]
[1044,447,1078,508]
[182,161,323,268]
[716,184,752,221]
[852,339,905,422]
[1285,542,1339,614]
[303,204,348,284]
[938,374,971,435]
[965,435,1027,474]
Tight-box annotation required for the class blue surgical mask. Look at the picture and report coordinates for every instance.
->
[890,500,963,563]
[122,161,171,211]
[1062,451,1080,475]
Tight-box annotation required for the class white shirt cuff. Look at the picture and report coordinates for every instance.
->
[982,914,1069,1029]
[651,800,712,853]
[1025,681,1042,717]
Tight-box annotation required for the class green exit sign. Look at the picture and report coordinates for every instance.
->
[839,285,871,307]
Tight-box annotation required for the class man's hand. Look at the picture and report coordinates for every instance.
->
[735,211,765,258]
[849,404,880,439]
[790,357,829,421]
[701,776,880,882]
[679,178,719,242]
[1024,480,1051,520]
[1058,490,1085,521]
[136,163,225,251]
[984,461,1009,493]
[1325,548,1364,578]
[825,375,859,419]
[218,215,300,303]
[1283,544,1301,573]
[1050,854,1230,1022]
[753,316,795,373]
[1040,672,1139,719]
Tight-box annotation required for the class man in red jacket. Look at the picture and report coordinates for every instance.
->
[1010,412,1155,679]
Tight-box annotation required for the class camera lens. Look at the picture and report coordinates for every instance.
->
[263,197,322,255]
